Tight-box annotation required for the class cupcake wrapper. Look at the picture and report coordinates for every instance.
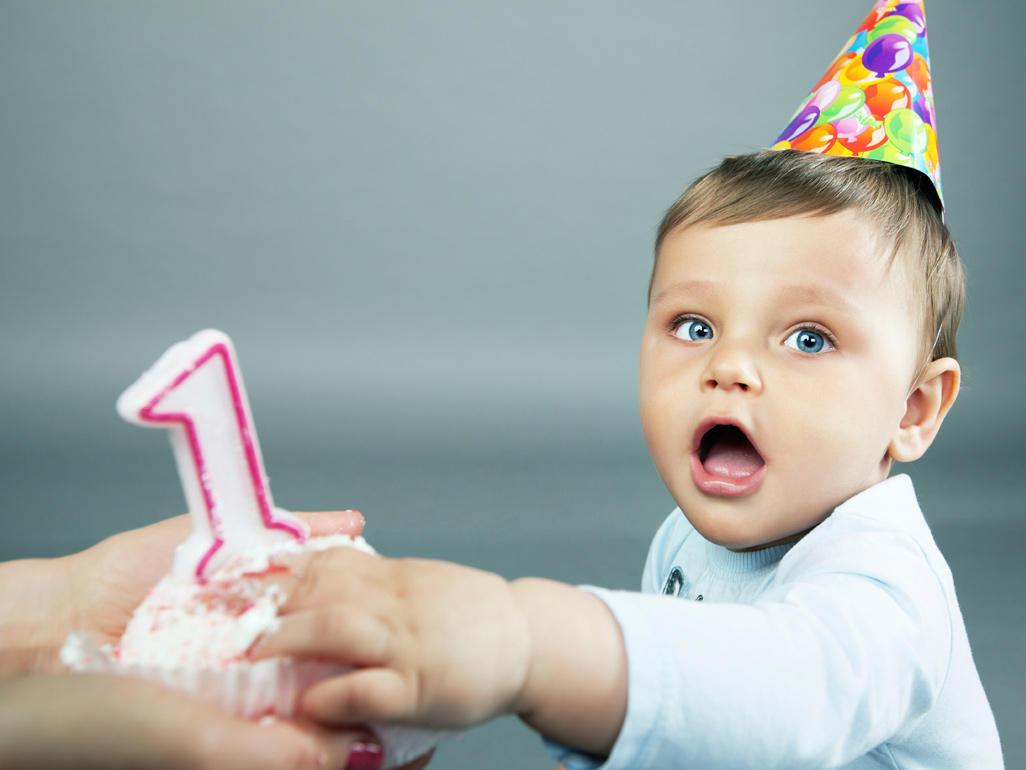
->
[61,631,448,769]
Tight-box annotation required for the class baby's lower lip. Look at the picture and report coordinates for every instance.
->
[689,452,767,497]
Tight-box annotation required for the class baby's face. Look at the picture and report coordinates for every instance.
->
[640,211,921,550]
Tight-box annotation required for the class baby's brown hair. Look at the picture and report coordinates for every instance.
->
[654,150,964,362]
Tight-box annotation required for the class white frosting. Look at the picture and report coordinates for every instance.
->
[115,533,375,669]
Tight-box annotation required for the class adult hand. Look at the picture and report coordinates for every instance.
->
[0,510,365,674]
[0,512,445,770]
[0,672,372,770]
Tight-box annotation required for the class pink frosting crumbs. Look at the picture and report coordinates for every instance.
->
[114,533,374,669]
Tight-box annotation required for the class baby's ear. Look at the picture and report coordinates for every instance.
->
[888,357,961,463]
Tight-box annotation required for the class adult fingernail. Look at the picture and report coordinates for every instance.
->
[344,741,384,770]
[341,509,365,532]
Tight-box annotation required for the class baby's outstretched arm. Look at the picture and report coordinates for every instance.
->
[256,548,628,755]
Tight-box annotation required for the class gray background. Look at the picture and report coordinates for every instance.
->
[2,1,1022,766]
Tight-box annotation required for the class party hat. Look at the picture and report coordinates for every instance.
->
[771,1,943,209]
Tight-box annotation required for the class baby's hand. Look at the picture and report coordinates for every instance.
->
[254,548,533,729]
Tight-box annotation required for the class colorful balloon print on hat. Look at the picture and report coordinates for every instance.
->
[771,0,943,208]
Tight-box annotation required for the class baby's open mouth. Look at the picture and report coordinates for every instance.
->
[693,425,767,496]
[696,424,766,481]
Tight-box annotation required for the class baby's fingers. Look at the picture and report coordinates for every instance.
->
[270,547,385,614]
[302,668,419,726]
[254,607,393,667]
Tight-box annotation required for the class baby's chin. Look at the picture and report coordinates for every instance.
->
[680,501,828,552]
[697,526,801,552]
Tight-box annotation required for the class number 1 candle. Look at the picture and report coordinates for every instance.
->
[117,329,307,582]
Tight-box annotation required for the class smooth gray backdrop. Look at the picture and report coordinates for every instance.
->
[2,2,1023,766]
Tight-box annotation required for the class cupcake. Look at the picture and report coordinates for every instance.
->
[61,530,446,768]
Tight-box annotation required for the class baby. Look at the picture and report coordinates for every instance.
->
[256,149,1002,768]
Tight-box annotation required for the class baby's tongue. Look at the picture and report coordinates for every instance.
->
[703,433,764,478]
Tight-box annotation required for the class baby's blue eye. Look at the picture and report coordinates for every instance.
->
[674,318,714,341]
[784,328,834,353]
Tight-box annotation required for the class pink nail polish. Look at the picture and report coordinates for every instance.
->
[344,741,384,770]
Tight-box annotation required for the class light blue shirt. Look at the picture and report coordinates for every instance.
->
[548,475,1003,769]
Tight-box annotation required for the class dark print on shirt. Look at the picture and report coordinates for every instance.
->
[662,566,686,597]
[663,567,703,601]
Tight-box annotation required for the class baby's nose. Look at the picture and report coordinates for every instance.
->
[701,343,763,394]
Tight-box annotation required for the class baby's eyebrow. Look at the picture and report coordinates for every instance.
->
[649,279,717,305]
[774,284,859,315]
[650,280,859,316]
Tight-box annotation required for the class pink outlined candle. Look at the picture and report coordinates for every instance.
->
[117,330,307,582]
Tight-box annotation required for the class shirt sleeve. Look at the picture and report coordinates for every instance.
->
[583,527,953,770]
[543,511,685,768]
